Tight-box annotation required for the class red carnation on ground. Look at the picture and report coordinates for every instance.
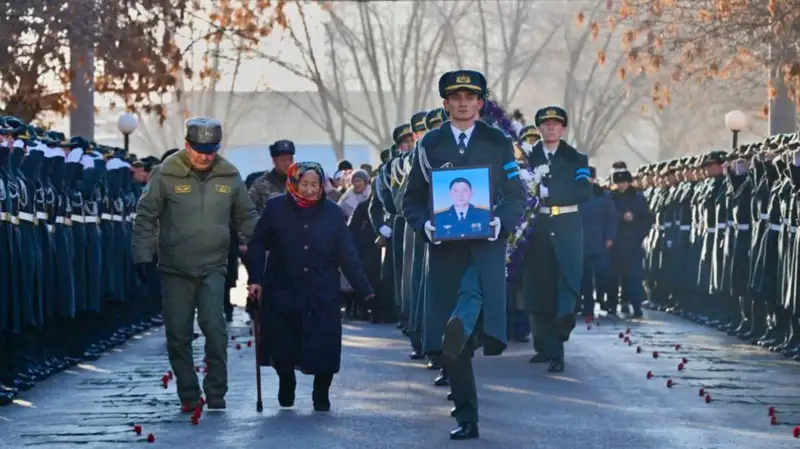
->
[133,425,142,435]
[147,433,155,443]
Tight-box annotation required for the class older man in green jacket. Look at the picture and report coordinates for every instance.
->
[132,117,259,411]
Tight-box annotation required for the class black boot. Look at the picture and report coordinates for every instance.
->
[312,374,332,412]
[277,370,296,407]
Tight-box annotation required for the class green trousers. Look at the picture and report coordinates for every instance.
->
[161,272,228,403]
[530,313,564,362]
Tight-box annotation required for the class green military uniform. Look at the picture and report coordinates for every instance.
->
[520,107,591,372]
[131,117,259,408]
[402,70,525,440]
[247,140,295,215]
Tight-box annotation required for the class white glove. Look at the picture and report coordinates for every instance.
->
[488,217,501,241]
[424,220,441,245]
[379,225,392,239]
[793,152,800,167]
[539,185,549,198]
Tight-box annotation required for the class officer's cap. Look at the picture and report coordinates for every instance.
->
[410,111,428,133]
[519,125,540,142]
[392,124,413,145]
[425,108,446,130]
[438,70,487,99]
[702,150,727,166]
[184,117,223,154]
[534,106,568,127]
[269,139,295,158]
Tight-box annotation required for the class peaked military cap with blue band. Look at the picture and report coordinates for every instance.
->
[269,139,295,157]
[392,123,413,144]
[438,70,487,98]
[410,111,428,132]
[425,108,446,130]
[534,106,568,127]
[184,117,223,154]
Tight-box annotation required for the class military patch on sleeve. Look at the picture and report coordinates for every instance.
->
[215,184,232,194]
[175,185,191,194]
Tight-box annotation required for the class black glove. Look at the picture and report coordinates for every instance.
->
[135,262,149,284]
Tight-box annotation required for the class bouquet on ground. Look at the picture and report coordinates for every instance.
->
[505,163,549,284]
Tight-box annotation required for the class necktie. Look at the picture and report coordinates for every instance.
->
[458,133,467,154]
[546,152,553,163]
[459,212,465,221]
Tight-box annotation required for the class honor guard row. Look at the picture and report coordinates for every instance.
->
[628,132,800,361]
[0,115,165,406]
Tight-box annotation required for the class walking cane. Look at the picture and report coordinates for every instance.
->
[250,295,263,412]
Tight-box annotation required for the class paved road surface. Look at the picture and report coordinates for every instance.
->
[2,283,800,448]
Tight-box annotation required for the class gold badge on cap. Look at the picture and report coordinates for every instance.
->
[455,74,471,84]
[546,109,556,117]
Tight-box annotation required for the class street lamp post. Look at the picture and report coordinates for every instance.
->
[117,113,139,153]
[724,110,748,149]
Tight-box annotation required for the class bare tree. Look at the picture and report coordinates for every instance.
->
[127,2,284,156]
[254,1,473,154]
[447,0,559,108]
[564,1,648,156]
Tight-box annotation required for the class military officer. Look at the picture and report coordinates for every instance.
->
[432,177,492,239]
[132,117,259,411]
[520,106,591,372]
[402,69,525,440]
[364,149,397,323]
[248,139,295,215]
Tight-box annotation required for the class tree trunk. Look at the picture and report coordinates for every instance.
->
[69,20,95,140]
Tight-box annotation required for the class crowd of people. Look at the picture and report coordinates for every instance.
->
[3,69,798,442]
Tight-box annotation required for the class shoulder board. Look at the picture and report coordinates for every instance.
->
[557,141,585,161]
[472,204,490,211]
[433,207,450,214]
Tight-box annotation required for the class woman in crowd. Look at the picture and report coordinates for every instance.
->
[337,169,373,319]
[245,161,374,412]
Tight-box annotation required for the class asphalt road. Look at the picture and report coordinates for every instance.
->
[1,283,800,448]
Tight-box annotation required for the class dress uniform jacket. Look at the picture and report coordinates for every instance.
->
[726,174,753,298]
[519,141,592,318]
[402,120,526,355]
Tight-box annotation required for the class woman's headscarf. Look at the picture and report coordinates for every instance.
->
[286,161,327,208]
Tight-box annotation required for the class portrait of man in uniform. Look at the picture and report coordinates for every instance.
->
[430,166,493,241]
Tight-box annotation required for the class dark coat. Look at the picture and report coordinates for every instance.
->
[520,141,592,317]
[609,187,652,267]
[402,120,526,356]
[581,184,617,256]
[348,199,382,294]
[245,194,373,374]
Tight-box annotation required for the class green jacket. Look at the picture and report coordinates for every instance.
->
[132,150,259,277]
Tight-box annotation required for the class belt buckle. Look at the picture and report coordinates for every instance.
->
[551,206,561,216]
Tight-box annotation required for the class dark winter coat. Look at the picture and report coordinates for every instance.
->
[245,194,373,374]
[609,187,652,266]
[581,184,618,256]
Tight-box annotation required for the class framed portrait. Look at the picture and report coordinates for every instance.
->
[429,165,494,242]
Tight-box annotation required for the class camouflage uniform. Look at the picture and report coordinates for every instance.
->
[247,139,296,215]
[248,169,286,215]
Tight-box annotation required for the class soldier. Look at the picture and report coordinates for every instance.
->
[248,139,295,215]
[425,108,446,131]
[403,70,525,439]
[579,165,617,318]
[725,146,755,337]
[132,117,259,411]
[608,163,651,317]
[520,106,591,372]
[366,148,396,323]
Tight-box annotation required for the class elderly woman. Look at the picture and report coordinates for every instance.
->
[246,162,374,412]
[337,169,372,318]
[337,169,371,218]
